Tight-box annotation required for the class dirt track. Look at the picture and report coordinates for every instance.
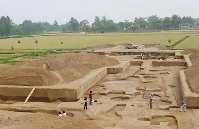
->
[0,45,199,129]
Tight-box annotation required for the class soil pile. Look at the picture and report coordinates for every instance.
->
[184,50,199,93]
[0,65,59,86]
[0,113,102,129]
[182,49,199,55]
[185,67,199,93]
[25,53,119,83]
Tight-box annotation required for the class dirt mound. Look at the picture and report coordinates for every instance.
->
[0,65,59,86]
[184,51,199,93]
[181,49,199,55]
[189,52,199,66]
[0,113,102,129]
[25,53,119,83]
[185,67,199,93]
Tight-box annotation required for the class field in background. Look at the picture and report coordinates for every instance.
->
[0,31,198,64]
[0,33,190,50]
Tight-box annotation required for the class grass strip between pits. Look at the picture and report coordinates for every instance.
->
[167,36,190,49]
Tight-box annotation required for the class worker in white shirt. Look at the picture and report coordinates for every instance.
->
[58,112,62,116]
[63,111,67,116]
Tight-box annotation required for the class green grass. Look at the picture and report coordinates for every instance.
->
[0,33,186,50]
[173,35,199,49]
[0,32,198,64]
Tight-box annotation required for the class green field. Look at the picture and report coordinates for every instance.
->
[0,31,198,64]
[0,33,188,50]
[173,35,199,49]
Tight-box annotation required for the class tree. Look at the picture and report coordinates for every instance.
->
[171,15,181,29]
[134,17,147,29]
[147,15,163,30]
[80,20,89,32]
[53,20,60,31]
[41,22,54,32]
[163,17,172,30]
[69,17,79,32]
[0,16,12,37]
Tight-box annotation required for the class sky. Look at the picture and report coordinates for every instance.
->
[0,0,198,24]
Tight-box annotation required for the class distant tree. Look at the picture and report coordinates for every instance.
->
[134,17,147,29]
[80,20,89,32]
[0,16,12,37]
[69,17,79,32]
[163,17,172,30]
[171,15,181,29]
[53,20,60,31]
[147,15,163,30]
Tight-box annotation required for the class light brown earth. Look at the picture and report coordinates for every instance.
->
[0,45,199,129]
[0,53,118,86]
[183,49,199,93]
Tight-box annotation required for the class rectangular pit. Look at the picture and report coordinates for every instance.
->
[0,62,130,102]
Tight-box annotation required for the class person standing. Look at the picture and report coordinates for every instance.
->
[180,100,187,112]
[149,93,154,109]
[89,91,93,105]
[84,97,88,110]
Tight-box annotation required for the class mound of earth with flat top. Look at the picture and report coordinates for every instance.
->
[24,53,119,83]
[0,65,59,86]
[8,53,117,86]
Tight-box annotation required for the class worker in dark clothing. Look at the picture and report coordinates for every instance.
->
[84,97,88,110]
[149,93,154,109]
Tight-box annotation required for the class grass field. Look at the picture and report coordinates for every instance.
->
[0,33,187,50]
[0,31,198,64]
[173,35,199,49]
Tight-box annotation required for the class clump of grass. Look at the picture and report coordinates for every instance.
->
[18,40,21,43]
[35,39,38,43]
[61,42,63,44]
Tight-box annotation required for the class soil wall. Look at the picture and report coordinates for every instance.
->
[152,61,187,66]
[0,86,77,102]
[179,70,199,107]
[107,61,130,74]
[0,62,130,102]
[130,61,143,66]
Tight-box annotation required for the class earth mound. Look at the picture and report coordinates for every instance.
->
[0,113,102,129]
[0,65,59,86]
[25,53,119,83]
[182,49,199,55]
[184,50,199,93]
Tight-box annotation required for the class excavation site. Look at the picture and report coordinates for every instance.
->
[0,44,199,129]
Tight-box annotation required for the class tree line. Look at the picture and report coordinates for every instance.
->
[0,15,199,37]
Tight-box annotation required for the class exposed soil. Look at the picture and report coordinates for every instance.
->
[185,67,199,93]
[184,50,199,93]
[24,53,119,84]
[182,49,199,55]
[0,113,102,129]
[0,65,59,86]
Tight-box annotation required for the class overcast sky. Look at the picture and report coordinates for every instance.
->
[0,0,198,24]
